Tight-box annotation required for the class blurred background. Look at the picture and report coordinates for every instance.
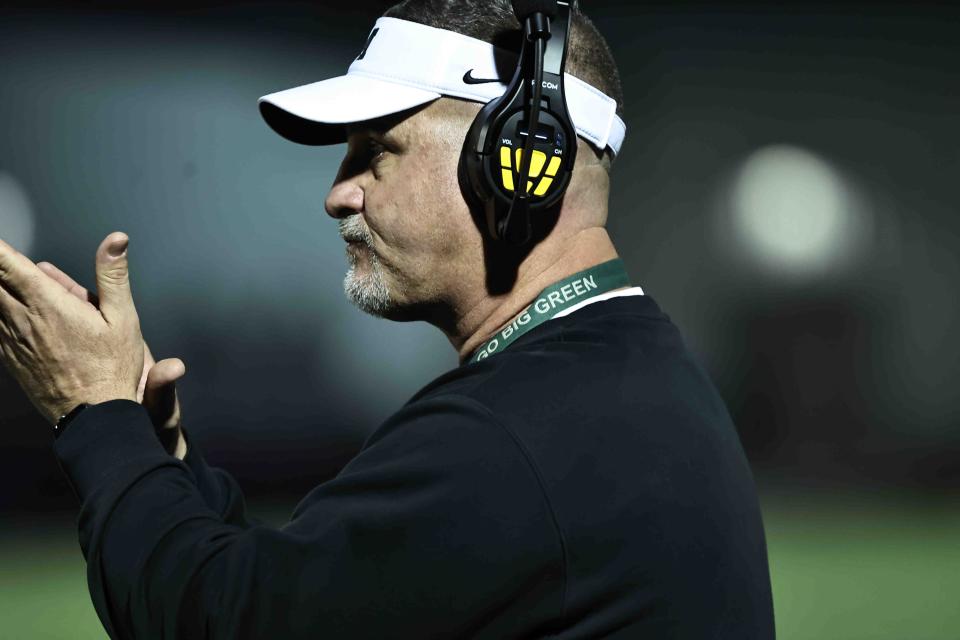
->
[1,1,958,637]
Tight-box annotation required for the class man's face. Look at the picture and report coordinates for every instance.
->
[324,99,483,321]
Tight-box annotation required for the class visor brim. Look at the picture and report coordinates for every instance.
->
[258,74,442,146]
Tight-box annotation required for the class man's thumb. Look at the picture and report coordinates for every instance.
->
[145,358,185,431]
[95,231,134,323]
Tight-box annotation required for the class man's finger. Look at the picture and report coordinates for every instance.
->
[144,358,185,430]
[0,237,46,307]
[94,232,135,325]
[148,358,187,386]
[37,261,100,308]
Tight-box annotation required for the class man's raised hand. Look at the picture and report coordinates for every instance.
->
[34,241,187,458]
[0,233,145,426]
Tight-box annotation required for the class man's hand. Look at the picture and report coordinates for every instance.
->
[36,256,188,459]
[0,233,172,443]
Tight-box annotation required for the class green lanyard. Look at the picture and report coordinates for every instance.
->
[468,258,631,364]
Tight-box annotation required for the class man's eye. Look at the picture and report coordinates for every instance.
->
[368,140,386,163]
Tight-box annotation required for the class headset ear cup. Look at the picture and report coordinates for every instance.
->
[458,118,484,212]
[460,100,506,240]
[459,104,482,205]
[456,143,475,209]
[449,1,578,248]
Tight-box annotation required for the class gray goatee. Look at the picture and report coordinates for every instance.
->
[339,215,393,316]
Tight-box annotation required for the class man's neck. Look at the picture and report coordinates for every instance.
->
[451,227,622,364]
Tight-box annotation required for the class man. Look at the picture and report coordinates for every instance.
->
[0,1,775,637]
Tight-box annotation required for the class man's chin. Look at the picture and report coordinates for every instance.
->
[343,270,397,319]
[344,285,429,324]
[344,292,419,322]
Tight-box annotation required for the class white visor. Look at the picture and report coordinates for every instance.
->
[259,17,626,157]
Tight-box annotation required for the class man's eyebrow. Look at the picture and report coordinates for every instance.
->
[373,129,402,145]
[346,120,404,144]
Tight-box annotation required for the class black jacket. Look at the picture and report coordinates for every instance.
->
[54,294,775,639]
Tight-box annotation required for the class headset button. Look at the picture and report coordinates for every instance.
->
[501,168,514,191]
[533,177,553,196]
[499,146,512,168]
[546,156,562,177]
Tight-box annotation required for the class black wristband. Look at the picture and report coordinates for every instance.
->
[53,403,91,440]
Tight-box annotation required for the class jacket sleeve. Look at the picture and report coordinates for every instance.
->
[178,427,263,529]
[52,396,563,639]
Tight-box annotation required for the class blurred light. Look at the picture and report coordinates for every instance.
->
[0,172,35,256]
[729,145,863,278]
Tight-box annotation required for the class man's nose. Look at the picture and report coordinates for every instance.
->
[324,179,364,219]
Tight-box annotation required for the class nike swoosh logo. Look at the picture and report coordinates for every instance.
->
[462,69,502,85]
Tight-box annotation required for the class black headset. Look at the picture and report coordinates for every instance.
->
[459,0,577,246]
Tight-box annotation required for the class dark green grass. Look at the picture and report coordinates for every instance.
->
[761,489,960,639]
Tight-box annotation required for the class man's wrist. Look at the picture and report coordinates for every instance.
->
[51,399,171,503]
[53,402,91,440]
